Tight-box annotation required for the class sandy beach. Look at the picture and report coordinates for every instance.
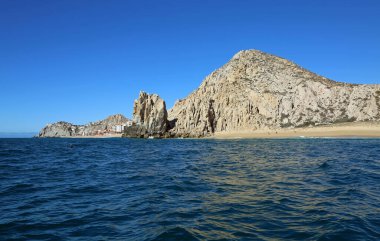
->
[67,134,123,138]
[63,122,380,139]
[212,122,380,139]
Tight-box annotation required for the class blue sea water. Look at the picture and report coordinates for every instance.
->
[0,138,380,241]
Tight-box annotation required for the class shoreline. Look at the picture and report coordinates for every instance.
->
[66,134,122,138]
[37,122,380,139]
[211,122,380,139]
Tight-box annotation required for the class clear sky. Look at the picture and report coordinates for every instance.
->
[1,0,379,132]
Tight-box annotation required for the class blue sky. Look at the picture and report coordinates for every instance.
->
[1,0,379,132]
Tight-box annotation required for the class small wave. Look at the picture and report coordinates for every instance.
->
[0,183,35,196]
[150,227,199,241]
[319,161,330,169]
[317,228,368,241]
[66,185,110,194]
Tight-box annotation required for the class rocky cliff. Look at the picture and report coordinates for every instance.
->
[166,50,380,137]
[123,92,170,138]
[38,114,129,137]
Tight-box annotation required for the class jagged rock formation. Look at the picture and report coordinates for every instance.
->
[123,92,170,138]
[133,91,169,134]
[167,50,380,137]
[38,114,129,137]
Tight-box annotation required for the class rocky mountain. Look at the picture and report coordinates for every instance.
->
[164,50,380,137]
[124,49,380,138]
[38,114,129,137]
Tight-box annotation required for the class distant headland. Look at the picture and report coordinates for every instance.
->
[38,50,380,138]
[38,114,130,138]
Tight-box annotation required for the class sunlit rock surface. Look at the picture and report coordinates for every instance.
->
[167,50,380,137]
[123,92,170,138]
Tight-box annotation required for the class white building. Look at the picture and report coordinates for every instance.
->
[115,125,122,133]
[112,125,123,133]
[111,121,134,133]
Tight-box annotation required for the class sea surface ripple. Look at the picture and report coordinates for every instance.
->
[0,138,380,240]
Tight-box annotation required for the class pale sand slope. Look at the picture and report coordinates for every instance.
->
[212,122,380,139]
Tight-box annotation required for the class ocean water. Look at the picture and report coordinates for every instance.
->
[0,138,380,241]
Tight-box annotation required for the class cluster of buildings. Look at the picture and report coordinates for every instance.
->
[111,120,134,133]
[79,120,135,136]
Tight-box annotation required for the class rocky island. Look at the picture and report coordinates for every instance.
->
[39,50,380,138]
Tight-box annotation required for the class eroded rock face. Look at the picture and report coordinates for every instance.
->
[168,50,380,137]
[123,92,169,138]
[38,114,129,137]
[38,122,76,137]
